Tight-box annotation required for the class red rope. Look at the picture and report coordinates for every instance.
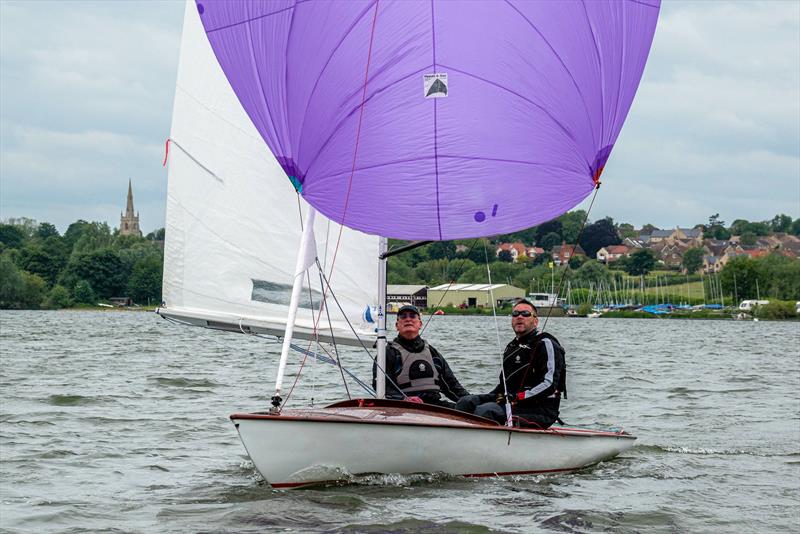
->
[162,138,171,167]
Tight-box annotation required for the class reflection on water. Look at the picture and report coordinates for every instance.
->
[0,310,798,532]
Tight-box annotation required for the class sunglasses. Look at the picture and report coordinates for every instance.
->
[397,312,419,319]
[511,310,534,317]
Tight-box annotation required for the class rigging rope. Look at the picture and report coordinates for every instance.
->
[483,241,514,426]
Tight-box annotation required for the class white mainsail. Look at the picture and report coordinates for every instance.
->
[160,1,378,347]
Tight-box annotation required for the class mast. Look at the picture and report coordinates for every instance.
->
[271,206,318,410]
[376,237,388,399]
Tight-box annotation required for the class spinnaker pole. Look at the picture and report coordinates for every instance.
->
[271,206,318,410]
[376,236,388,399]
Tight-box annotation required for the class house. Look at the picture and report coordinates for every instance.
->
[551,242,586,266]
[623,237,646,249]
[386,285,428,310]
[596,245,630,263]
[526,246,545,258]
[495,242,527,262]
[427,283,525,308]
[703,255,725,274]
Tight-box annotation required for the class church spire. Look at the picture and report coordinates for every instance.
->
[120,179,142,237]
[126,178,135,216]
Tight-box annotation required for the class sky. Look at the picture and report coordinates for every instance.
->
[0,0,798,235]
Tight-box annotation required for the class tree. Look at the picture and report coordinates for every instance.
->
[427,241,456,260]
[792,219,800,237]
[64,248,126,299]
[558,210,587,243]
[0,254,24,308]
[17,243,67,286]
[539,232,561,251]
[568,254,587,269]
[127,256,163,304]
[146,228,166,241]
[720,256,761,300]
[579,217,621,258]
[740,232,757,246]
[497,250,514,263]
[682,247,705,274]
[640,223,658,234]
[36,222,60,240]
[704,213,731,240]
[616,222,637,239]
[572,260,611,286]
[771,214,793,233]
[0,224,26,249]
[73,280,96,304]
[43,284,73,309]
[534,219,563,245]
[625,249,656,276]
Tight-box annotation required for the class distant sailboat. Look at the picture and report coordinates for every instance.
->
[160,0,660,488]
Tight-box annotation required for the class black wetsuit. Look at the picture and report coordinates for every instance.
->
[372,335,469,408]
[457,329,566,428]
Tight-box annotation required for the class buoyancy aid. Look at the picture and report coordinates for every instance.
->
[391,340,441,394]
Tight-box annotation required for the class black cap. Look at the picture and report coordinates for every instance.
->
[396,304,420,316]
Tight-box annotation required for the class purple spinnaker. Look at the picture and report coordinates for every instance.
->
[195,0,660,241]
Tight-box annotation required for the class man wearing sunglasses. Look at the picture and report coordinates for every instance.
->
[372,304,469,408]
[455,299,566,428]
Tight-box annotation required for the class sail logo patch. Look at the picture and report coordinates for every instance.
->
[424,73,448,98]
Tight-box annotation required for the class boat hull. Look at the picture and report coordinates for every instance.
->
[231,400,635,488]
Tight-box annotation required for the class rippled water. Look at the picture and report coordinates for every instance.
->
[1,310,798,533]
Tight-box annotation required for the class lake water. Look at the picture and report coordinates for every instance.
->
[1,311,799,533]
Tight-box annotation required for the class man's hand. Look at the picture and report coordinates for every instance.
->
[495,394,506,405]
[406,396,423,404]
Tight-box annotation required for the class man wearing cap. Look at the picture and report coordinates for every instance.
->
[455,299,566,428]
[372,304,469,408]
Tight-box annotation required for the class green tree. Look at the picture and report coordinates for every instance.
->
[572,260,611,286]
[568,254,587,269]
[427,241,456,260]
[0,254,24,308]
[497,250,514,263]
[534,219,563,245]
[579,217,621,258]
[625,249,657,276]
[792,219,800,237]
[43,284,73,309]
[757,253,800,300]
[35,222,60,240]
[558,210,588,243]
[682,247,705,274]
[17,242,67,286]
[540,232,561,251]
[616,222,637,239]
[0,224,26,249]
[740,232,757,246]
[771,214,793,233]
[720,256,761,299]
[127,256,163,304]
[69,222,113,258]
[73,280,96,304]
[18,272,46,308]
[64,248,126,299]
[146,228,166,241]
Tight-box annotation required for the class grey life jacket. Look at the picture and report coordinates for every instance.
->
[391,340,441,394]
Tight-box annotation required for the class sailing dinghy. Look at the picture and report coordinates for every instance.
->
[160,0,660,488]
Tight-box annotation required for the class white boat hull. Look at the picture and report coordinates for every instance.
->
[231,400,635,488]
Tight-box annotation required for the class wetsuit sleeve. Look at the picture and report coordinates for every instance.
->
[518,338,559,401]
[431,346,470,401]
[373,344,404,400]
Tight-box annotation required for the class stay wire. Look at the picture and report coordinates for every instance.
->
[483,241,513,426]
[540,185,601,333]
